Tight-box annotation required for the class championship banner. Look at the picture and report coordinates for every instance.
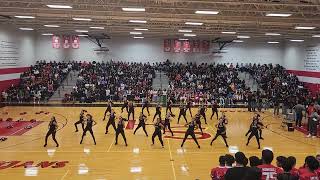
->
[182,40,191,53]
[63,35,71,49]
[173,40,181,53]
[52,35,60,49]
[201,40,210,53]
[192,40,200,53]
[72,36,80,49]
[164,39,171,52]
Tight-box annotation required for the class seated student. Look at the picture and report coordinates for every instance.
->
[277,158,299,180]
[242,156,262,180]
[299,156,320,180]
[210,156,228,180]
[258,149,283,180]
[287,156,299,177]
[276,156,287,170]
[299,156,316,175]
[225,154,235,168]
[224,152,249,180]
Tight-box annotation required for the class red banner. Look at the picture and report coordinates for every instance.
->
[192,40,200,53]
[71,36,80,49]
[173,40,181,53]
[164,39,171,52]
[63,36,71,49]
[52,36,60,49]
[182,40,191,53]
[201,40,210,53]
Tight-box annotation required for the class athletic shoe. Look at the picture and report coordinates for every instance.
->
[306,134,311,138]
[312,136,317,138]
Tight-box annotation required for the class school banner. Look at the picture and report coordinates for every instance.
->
[72,36,80,49]
[182,40,191,53]
[173,40,181,53]
[52,35,60,49]
[164,39,171,52]
[63,35,71,49]
[192,40,200,53]
[201,40,210,53]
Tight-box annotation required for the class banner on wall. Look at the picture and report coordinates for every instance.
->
[63,36,71,49]
[173,40,181,53]
[52,35,60,49]
[164,39,171,52]
[201,40,210,53]
[182,40,191,53]
[71,36,80,49]
[192,40,200,53]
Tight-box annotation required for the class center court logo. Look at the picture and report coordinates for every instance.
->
[0,161,69,170]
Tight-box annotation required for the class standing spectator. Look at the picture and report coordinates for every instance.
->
[210,155,228,180]
[293,102,305,127]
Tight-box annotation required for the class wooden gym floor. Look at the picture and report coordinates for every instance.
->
[0,106,319,180]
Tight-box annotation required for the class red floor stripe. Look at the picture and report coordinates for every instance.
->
[0,121,43,136]
[125,120,136,129]
[295,124,320,137]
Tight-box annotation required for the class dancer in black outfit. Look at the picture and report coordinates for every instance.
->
[103,100,113,121]
[210,100,219,120]
[199,104,207,124]
[246,115,263,149]
[177,104,188,124]
[166,98,174,115]
[194,113,204,135]
[163,112,174,136]
[245,114,264,140]
[153,103,162,122]
[115,116,128,146]
[75,110,86,132]
[80,114,97,145]
[210,115,229,147]
[142,97,150,116]
[186,99,193,117]
[127,102,135,120]
[121,99,129,113]
[44,116,59,147]
[151,118,164,148]
[134,112,148,136]
[105,110,116,134]
[181,119,200,148]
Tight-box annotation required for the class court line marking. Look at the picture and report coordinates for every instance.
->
[107,138,115,152]
[60,169,69,180]
[167,139,177,180]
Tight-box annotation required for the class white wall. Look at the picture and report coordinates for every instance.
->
[35,36,284,65]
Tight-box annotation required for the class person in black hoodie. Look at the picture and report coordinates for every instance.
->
[224,152,249,180]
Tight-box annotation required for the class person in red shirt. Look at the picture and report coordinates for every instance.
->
[299,156,320,180]
[258,149,283,180]
[306,103,315,137]
[211,155,228,180]
[299,156,317,176]
[288,156,299,177]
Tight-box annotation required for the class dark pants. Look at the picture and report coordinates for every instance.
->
[134,123,148,136]
[166,107,172,114]
[196,121,203,134]
[210,130,228,147]
[80,128,96,144]
[211,109,218,119]
[296,112,302,127]
[181,131,200,147]
[115,129,127,145]
[128,110,134,120]
[105,120,116,133]
[187,107,192,117]
[163,122,174,136]
[153,112,161,121]
[178,113,187,123]
[74,121,84,132]
[142,105,150,115]
[103,108,111,120]
[246,128,263,138]
[152,130,164,146]
[200,112,207,124]
[310,120,318,136]
[44,130,59,146]
[121,105,128,113]
[246,129,260,148]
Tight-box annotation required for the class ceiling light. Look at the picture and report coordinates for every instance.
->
[184,33,196,37]
[130,32,142,35]
[185,22,203,26]
[89,27,104,29]
[14,16,35,19]
[233,40,243,43]
[267,41,279,44]
[179,38,189,41]
[237,35,250,39]
[42,33,53,36]
[312,35,320,37]
[78,35,88,37]
[133,36,144,39]
[295,26,316,30]
[46,5,72,9]
[266,13,292,17]
[19,28,34,31]
[44,25,60,28]
[290,39,304,42]
[222,31,236,34]
[75,30,88,33]
[195,10,219,15]
[129,20,147,23]
[265,33,281,36]
[179,29,192,33]
[72,18,92,21]
[134,28,148,31]
[122,8,145,12]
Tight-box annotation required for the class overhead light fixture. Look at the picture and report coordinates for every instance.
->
[129,20,147,23]
[122,7,145,12]
[267,41,279,44]
[14,15,35,19]
[134,28,148,31]
[221,31,236,34]
[312,35,320,37]
[233,40,243,43]
[265,33,281,36]
[72,18,92,21]
[42,33,53,36]
[44,25,60,28]
[290,39,304,42]
[295,26,316,30]
[179,29,192,33]
[130,32,142,35]
[195,10,219,15]
[133,36,144,39]
[19,28,34,31]
[89,26,104,29]
[78,34,88,37]
[266,13,292,17]
[75,30,88,33]
[185,22,203,26]
[46,5,72,9]
[179,38,189,41]
[184,33,196,37]
[237,35,250,39]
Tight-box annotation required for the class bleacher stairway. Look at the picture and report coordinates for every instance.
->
[152,71,170,90]
[238,72,259,92]
[49,71,79,101]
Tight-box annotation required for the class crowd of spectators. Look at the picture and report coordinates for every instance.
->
[210,149,320,180]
